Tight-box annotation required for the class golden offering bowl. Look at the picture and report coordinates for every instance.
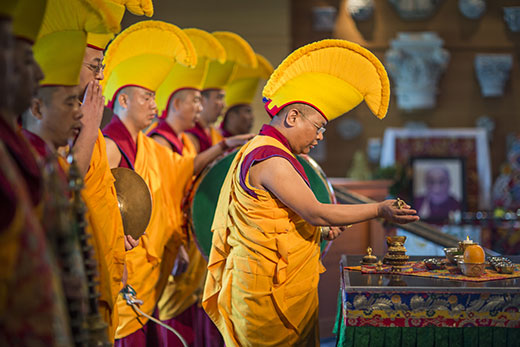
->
[386,236,406,246]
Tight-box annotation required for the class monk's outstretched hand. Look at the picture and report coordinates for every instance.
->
[226,133,255,148]
[377,199,420,224]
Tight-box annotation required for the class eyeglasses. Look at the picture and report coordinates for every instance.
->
[83,62,105,74]
[298,110,326,135]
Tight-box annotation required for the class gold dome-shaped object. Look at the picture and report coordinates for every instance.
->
[111,167,152,240]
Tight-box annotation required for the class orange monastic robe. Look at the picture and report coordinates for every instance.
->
[157,133,207,321]
[210,126,223,146]
[202,131,324,346]
[82,130,126,341]
[115,131,194,339]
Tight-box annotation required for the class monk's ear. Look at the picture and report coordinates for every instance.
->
[285,108,299,128]
[30,97,44,120]
[118,92,128,109]
[172,96,182,112]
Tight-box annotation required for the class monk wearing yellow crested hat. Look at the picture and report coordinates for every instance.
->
[19,0,135,342]
[101,20,201,345]
[202,39,420,346]
[78,0,156,340]
[219,53,273,138]
[185,31,257,153]
[0,0,73,344]
[150,28,252,347]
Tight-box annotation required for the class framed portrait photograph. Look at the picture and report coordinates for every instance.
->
[411,157,466,223]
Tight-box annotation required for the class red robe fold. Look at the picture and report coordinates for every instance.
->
[102,115,137,169]
[148,119,185,154]
[0,117,42,207]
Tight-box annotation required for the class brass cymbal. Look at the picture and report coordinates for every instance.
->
[111,167,152,240]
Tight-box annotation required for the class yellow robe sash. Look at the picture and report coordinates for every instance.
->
[202,134,324,346]
[115,131,194,338]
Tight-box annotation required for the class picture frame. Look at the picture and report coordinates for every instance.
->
[380,128,491,211]
[410,156,466,223]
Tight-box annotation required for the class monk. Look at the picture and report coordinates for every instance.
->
[150,87,251,347]
[76,0,156,337]
[0,1,72,344]
[104,85,195,345]
[100,21,199,345]
[203,39,420,346]
[20,0,130,341]
[74,47,128,342]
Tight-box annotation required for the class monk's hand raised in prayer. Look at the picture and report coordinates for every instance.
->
[225,133,255,148]
[377,199,419,224]
[171,244,189,276]
[323,226,348,241]
[81,80,105,133]
[124,234,139,251]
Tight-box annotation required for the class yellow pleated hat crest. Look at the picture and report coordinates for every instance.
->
[34,0,112,86]
[112,0,153,17]
[262,39,390,121]
[102,20,197,108]
[12,0,47,43]
[225,53,273,110]
[156,28,226,118]
[0,0,18,19]
[201,31,257,90]
[86,0,126,50]
[37,0,111,39]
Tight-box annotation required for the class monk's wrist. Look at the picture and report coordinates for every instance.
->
[219,139,229,152]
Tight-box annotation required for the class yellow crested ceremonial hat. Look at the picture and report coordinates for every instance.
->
[201,31,257,91]
[0,0,18,19]
[34,0,111,86]
[102,20,197,108]
[156,28,226,118]
[86,0,125,50]
[12,0,47,43]
[86,0,154,51]
[262,39,390,121]
[225,53,273,111]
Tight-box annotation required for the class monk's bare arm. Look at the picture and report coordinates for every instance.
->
[105,137,122,169]
[250,157,419,226]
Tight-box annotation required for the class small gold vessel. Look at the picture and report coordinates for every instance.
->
[383,236,409,266]
[361,247,378,265]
